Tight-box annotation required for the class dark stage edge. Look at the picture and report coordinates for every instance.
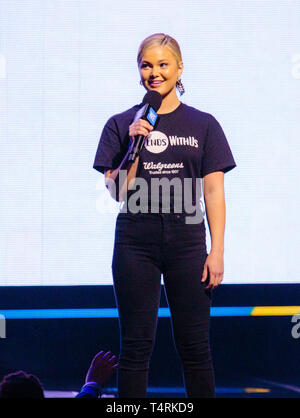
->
[1,284,300,398]
[44,382,300,398]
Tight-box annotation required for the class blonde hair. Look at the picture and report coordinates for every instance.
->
[137,33,183,68]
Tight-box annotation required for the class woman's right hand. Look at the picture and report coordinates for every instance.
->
[128,119,154,141]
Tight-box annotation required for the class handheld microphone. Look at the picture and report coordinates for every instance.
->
[128,90,162,163]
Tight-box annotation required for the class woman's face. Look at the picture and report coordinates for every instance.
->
[139,46,183,98]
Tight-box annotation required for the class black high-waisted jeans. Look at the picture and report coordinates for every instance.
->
[112,212,215,398]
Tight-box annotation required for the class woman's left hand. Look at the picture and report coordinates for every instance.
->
[201,251,224,290]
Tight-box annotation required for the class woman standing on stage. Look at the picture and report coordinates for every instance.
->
[93,33,236,398]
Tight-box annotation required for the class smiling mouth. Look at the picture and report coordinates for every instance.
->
[149,81,164,87]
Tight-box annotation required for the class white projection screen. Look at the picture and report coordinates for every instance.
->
[0,0,299,286]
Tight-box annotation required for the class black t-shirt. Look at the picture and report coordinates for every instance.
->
[93,101,237,218]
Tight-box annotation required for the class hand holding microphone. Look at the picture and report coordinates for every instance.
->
[105,91,161,201]
[129,119,154,143]
[128,90,162,162]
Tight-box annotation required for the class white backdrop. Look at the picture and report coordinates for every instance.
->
[0,0,299,285]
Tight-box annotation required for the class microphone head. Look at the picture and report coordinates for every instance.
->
[142,90,162,112]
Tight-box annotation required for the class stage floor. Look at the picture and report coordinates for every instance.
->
[44,379,300,398]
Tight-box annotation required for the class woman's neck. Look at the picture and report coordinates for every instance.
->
[156,90,181,114]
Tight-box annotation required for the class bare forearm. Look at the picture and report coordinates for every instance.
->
[106,118,154,201]
[106,148,139,201]
[117,152,140,201]
[204,189,226,254]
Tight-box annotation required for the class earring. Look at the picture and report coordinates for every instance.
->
[176,78,185,96]
[140,80,143,85]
